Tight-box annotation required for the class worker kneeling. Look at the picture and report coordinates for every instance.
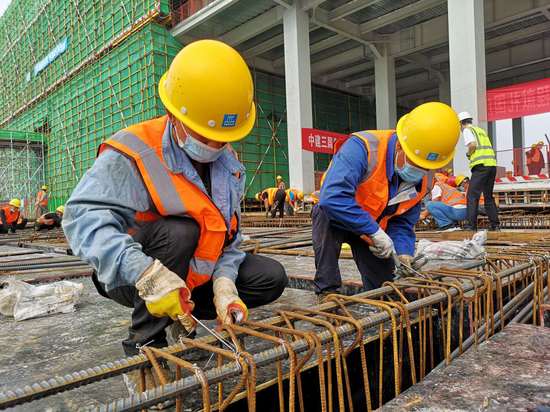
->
[0,198,22,234]
[35,205,65,231]
[63,40,287,392]
[424,174,467,231]
[313,102,460,295]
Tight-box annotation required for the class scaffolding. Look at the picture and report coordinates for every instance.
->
[0,130,45,216]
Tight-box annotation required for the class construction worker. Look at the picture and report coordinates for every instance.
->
[423,174,467,231]
[35,185,49,218]
[285,188,303,214]
[63,40,287,393]
[35,205,64,231]
[458,111,500,231]
[0,199,21,234]
[271,181,287,219]
[276,175,284,186]
[256,187,278,217]
[313,102,460,294]
[526,141,545,175]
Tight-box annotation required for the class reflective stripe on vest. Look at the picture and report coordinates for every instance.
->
[99,115,231,291]
[437,182,466,206]
[469,126,496,168]
[332,130,428,230]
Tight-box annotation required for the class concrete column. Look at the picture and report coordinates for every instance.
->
[448,0,487,176]
[374,47,396,129]
[487,121,496,145]
[512,117,524,175]
[283,1,315,193]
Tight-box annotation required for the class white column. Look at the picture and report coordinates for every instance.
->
[374,47,396,129]
[448,0,487,176]
[283,1,315,193]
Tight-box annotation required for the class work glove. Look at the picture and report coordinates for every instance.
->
[367,228,395,259]
[395,255,419,278]
[135,259,196,332]
[213,277,248,325]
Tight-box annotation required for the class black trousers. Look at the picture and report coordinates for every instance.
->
[467,165,499,229]
[271,190,286,218]
[312,205,394,293]
[93,217,288,355]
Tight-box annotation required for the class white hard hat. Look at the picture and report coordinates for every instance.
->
[458,111,473,122]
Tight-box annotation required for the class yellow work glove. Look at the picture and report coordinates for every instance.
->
[213,277,248,325]
[135,259,196,332]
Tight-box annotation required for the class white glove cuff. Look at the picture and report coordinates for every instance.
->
[135,259,186,302]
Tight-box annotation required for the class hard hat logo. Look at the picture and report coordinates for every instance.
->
[426,152,439,161]
[222,114,238,128]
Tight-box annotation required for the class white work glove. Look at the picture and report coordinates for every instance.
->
[135,259,195,332]
[213,277,248,325]
[367,227,395,259]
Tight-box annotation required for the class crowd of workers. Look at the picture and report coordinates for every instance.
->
[0,40,488,397]
[0,185,65,234]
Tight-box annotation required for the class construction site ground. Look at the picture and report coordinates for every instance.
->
[0,225,548,411]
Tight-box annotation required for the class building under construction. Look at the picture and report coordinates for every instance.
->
[0,0,549,411]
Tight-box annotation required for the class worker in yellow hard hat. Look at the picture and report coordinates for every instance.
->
[0,198,22,234]
[276,175,284,186]
[35,205,65,231]
[313,102,460,296]
[63,40,287,394]
[35,184,49,218]
[257,187,278,217]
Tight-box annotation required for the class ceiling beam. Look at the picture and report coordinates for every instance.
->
[242,33,284,59]
[271,33,348,67]
[402,53,445,82]
[219,6,284,45]
[301,0,328,10]
[311,46,368,75]
[360,0,445,34]
[328,0,380,21]
[170,0,240,39]
[310,6,381,57]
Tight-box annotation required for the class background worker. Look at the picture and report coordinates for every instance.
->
[35,205,64,231]
[35,185,49,218]
[256,187,277,217]
[458,111,500,231]
[423,173,467,231]
[285,188,303,214]
[0,199,22,234]
[271,181,286,219]
[313,102,460,294]
[63,40,287,393]
[526,141,545,175]
[276,175,284,186]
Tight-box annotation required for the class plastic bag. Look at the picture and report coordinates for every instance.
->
[414,231,487,271]
[0,279,83,321]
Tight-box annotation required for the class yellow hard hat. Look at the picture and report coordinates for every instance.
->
[297,191,304,201]
[455,175,466,187]
[158,40,256,143]
[9,198,21,208]
[56,205,65,214]
[255,192,261,201]
[396,102,460,170]
[41,185,48,190]
[276,175,283,181]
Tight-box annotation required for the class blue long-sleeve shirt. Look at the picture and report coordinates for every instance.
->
[319,133,421,256]
[63,120,246,291]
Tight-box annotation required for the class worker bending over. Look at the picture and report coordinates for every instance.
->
[35,206,64,231]
[423,174,467,231]
[63,41,287,392]
[256,187,277,217]
[286,188,303,213]
[0,199,22,234]
[459,111,500,231]
[313,102,460,294]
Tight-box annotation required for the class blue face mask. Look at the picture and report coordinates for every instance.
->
[174,125,225,163]
[396,163,427,183]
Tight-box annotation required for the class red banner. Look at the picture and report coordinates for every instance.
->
[487,77,550,121]
[301,128,348,154]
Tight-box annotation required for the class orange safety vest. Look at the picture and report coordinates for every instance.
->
[433,175,466,207]
[37,190,48,207]
[99,115,238,291]
[1,206,20,225]
[331,130,428,230]
[285,188,299,203]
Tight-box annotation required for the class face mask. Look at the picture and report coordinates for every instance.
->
[173,124,225,163]
[395,158,427,183]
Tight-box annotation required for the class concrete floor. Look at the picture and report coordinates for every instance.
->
[0,251,359,411]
